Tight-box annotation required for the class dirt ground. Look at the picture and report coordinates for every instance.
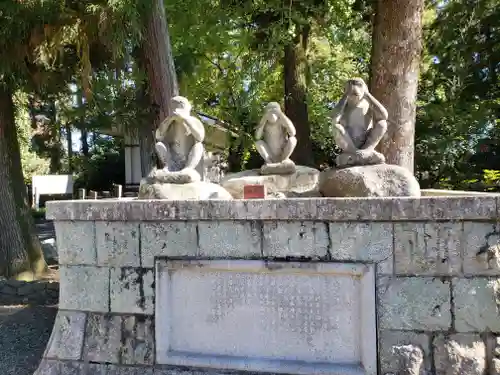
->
[0,220,58,375]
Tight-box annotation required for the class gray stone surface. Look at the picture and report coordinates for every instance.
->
[329,222,393,274]
[198,221,261,257]
[34,359,60,375]
[110,268,154,315]
[139,179,233,200]
[45,310,86,360]
[394,222,462,276]
[453,277,500,332]
[392,196,497,221]
[46,196,500,221]
[220,166,320,199]
[433,334,486,375]
[96,222,140,267]
[262,221,329,258]
[463,222,500,275]
[319,164,421,197]
[35,360,83,375]
[80,363,108,375]
[378,331,430,375]
[156,259,376,374]
[108,365,154,375]
[54,221,96,265]
[59,265,110,312]
[378,277,451,330]
[121,315,155,365]
[83,313,122,363]
[140,222,198,267]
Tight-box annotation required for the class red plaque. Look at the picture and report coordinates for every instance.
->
[243,184,266,199]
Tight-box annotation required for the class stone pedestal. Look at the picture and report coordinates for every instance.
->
[39,195,500,375]
[319,164,421,197]
[220,165,320,199]
[138,177,232,200]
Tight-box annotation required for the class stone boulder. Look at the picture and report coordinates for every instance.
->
[319,164,420,197]
[138,178,233,200]
[220,165,320,199]
[433,334,486,375]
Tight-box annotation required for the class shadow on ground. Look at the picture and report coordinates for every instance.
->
[0,305,57,375]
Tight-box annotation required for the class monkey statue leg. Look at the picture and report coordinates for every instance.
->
[334,123,357,153]
[279,136,297,163]
[361,120,388,150]
[155,141,171,171]
[255,140,274,164]
[184,142,204,170]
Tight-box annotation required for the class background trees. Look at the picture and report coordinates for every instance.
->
[1,0,500,278]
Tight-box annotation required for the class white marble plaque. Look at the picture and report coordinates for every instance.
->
[156,260,376,375]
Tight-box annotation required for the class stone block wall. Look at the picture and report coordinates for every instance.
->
[38,196,500,375]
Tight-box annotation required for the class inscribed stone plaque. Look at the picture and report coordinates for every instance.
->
[156,259,376,375]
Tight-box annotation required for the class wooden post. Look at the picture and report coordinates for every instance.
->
[113,184,123,198]
[78,188,86,200]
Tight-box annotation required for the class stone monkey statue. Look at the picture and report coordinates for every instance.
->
[255,102,297,175]
[331,78,388,167]
[154,96,205,183]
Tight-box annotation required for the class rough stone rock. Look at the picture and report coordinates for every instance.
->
[260,160,296,175]
[379,331,430,375]
[433,334,486,375]
[336,149,385,167]
[220,165,320,199]
[391,345,424,375]
[492,337,500,375]
[138,178,232,200]
[319,164,420,197]
[148,168,201,184]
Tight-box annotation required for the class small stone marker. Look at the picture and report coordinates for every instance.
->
[243,184,266,199]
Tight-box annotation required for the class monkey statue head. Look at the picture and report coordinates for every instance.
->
[265,102,282,124]
[171,96,192,116]
[345,78,368,105]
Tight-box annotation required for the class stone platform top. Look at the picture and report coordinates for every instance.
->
[46,195,500,222]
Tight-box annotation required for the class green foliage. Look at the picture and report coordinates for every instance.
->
[416,0,500,189]
[73,136,125,192]
[13,92,50,183]
[165,0,369,169]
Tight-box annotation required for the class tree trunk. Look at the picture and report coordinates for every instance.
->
[370,0,424,173]
[137,0,179,176]
[284,25,314,167]
[66,122,73,172]
[81,129,89,156]
[0,86,47,280]
[48,99,62,173]
[77,91,89,157]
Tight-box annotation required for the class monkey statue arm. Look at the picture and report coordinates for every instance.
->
[155,116,176,141]
[330,93,348,124]
[255,114,268,140]
[180,114,205,142]
[365,91,388,121]
[279,112,296,137]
